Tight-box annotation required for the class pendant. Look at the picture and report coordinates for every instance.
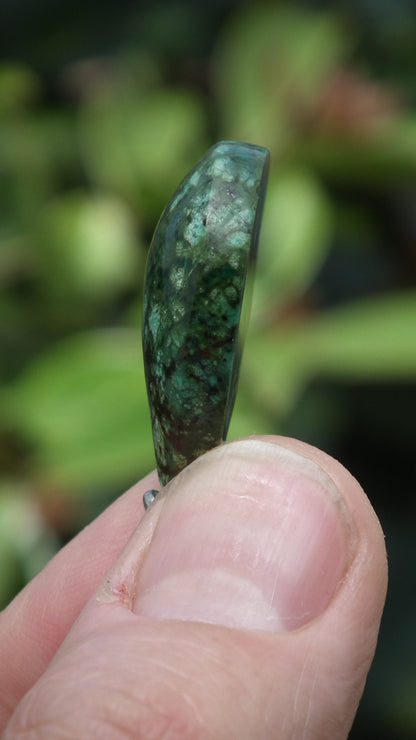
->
[142,140,269,492]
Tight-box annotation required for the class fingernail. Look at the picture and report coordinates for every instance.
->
[134,440,356,632]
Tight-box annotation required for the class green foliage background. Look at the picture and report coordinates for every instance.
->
[1,1,416,737]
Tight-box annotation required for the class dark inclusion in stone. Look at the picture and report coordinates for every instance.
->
[142,140,269,486]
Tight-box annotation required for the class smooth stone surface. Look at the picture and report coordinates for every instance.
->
[142,140,269,485]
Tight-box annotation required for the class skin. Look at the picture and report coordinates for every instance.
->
[0,435,387,739]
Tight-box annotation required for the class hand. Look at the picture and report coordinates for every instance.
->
[0,437,387,738]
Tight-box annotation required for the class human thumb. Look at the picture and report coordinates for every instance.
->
[5,437,387,739]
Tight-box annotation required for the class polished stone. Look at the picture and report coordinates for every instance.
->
[142,140,269,485]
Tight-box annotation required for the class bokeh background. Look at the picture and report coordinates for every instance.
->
[1,0,415,736]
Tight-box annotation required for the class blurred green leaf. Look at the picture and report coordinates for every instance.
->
[245,291,416,417]
[0,538,23,609]
[253,168,333,322]
[0,63,40,113]
[6,329,154,491]
[0,117,53,228]
[228,391,276,441]
[311,292,416,377]
[299,116,416,184]
[0,111,77,231]
[36,191,142,301]
[214,5,351,149]
[80,85,208,217]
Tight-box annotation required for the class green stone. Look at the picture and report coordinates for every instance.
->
[142,140,269,485]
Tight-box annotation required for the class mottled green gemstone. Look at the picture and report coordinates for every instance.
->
[142,140,269,485]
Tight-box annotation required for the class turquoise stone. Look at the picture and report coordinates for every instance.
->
[142,140,269,486]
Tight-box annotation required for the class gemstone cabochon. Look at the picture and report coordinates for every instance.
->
[142,141,269,485]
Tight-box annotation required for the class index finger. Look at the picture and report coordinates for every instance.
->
[0,468,158,732]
